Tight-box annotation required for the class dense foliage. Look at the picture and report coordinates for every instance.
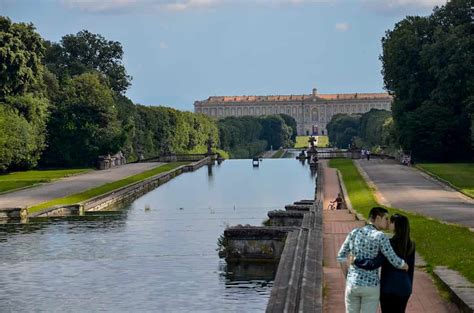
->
[0,17,50,170]
[218,114,296,158]
[327,114,361,149]
[326,109,395,153]
[0,17,220,170]
[381,0,473,161]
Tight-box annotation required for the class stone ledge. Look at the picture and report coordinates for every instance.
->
[433,266,474,313]
[285,204,311,211]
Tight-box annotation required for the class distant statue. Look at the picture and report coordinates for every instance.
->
[206,136,214,155]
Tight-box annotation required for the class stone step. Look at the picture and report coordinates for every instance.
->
[285,204,311,211]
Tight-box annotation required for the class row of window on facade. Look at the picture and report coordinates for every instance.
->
[197,103,390,119]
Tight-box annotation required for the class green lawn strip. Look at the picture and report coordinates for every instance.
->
[295,136,310,149]
[0,168,92,193]
[316,136,329,148]
[185,145,230,159]
[416,163,474,198]
[272,149,285,158]
[28,162,187,213]
[329,159,474,284]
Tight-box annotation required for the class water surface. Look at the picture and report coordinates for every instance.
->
[0,159,315,312]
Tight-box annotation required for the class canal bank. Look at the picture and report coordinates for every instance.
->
[0,157,212,220]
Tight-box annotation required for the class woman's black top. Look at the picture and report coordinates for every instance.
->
[354,239,415,297]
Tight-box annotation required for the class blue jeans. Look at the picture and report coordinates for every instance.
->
[345,284,380,313]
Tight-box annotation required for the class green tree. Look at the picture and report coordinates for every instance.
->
[42,73,122,166]
[327,114,361,148]
[381,0,473,161]
[44,30,131,94]
[0,16,45,99]
[279,114,297,141]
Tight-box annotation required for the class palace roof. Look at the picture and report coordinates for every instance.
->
[196,93,391,104]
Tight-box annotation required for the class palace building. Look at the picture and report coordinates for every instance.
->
[194,88,392,135]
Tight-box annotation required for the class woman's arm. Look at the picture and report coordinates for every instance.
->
[353,251,385,270]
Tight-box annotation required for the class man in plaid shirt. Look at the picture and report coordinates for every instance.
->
[337,207,408,313]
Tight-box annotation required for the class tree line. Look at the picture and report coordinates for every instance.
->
[327,109,395,153]
[328,0,472,162]
[0,17,218,171]
[218,114,296,159]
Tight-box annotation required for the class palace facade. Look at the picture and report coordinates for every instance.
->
[194,88,392,135]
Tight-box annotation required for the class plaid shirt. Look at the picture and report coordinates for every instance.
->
[337,224,406,287]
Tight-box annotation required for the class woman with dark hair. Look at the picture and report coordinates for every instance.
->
[353,214,415,313]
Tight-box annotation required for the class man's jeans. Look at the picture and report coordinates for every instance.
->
[345,284,380,313]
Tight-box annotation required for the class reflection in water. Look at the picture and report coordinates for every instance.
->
[0,159,314,312]
[223,262,279,282]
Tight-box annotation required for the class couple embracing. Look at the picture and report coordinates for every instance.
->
[337,207,415,313]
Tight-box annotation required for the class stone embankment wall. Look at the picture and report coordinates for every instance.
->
[28,157,212,218]
[0,207,28,220]
[220,166,324,312]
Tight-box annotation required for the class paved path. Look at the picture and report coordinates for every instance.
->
[261,150,278,158]
[0,163,163,209]
[321,160,458,312]
[356,159,474,228]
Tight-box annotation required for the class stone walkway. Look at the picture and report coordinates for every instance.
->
[0,162,163,209]
[321,160,458,312]
[356,159,474,228]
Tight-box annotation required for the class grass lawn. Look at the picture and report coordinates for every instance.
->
[0,168,92,193]
[316,136,329,148]
[295,136,329,149]
[272,149,285,158]
[28,162,187,213]
[417,163,474,197]
[329,159,474,283]
[295,136,310,149]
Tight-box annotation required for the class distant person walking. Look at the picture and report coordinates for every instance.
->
[353,214,415,313]
[366,150,371,161]
[337,207,408,313]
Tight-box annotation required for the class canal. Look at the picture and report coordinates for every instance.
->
[0,159,315,312]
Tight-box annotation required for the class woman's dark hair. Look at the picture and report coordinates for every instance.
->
[390,214,415,258]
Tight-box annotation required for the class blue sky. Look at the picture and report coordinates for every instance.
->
[1,0,445,111]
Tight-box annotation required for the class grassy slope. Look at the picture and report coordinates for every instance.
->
[0,168,92,193]
[28,162,187,213]
[417,163,474,197]
[329,159,474,283]
[272,150,285,158]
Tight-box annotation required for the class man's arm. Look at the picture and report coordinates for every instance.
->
[379,234,407,269]
[353,251,385,270]
[336,230,355,277]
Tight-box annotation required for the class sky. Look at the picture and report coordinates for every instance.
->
[1,0,446,111]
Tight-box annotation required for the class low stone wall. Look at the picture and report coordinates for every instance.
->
[85,157,211,212]
[267,210,305,227]
[223,226,297,262]
[30,158,212,218]
[266,167,323,313]
[0,207,28,220]
[31,205,82,218]
[285,204,312,212]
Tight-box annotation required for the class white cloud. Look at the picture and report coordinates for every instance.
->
[61,0,141,13]
[159,41,169,48]
[335,22,349,31]
[362,0,447,15]
[60,0,334,13]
